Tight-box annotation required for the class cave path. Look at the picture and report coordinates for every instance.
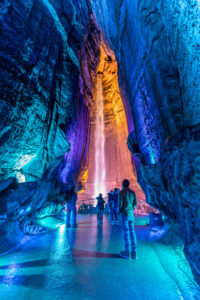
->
[0,215,199,300]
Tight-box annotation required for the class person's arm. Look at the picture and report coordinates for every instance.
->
[119,192,122,212]
[133,192,137,209]
[74,193,77,203]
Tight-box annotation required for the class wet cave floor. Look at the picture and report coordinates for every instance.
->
[0,214,199,300]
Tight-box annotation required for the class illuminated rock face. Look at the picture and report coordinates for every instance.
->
[80,43,145,204]
[0,1,101,218]
[58,17,101,187]
[0,1,101,186]
[0,0,81,181]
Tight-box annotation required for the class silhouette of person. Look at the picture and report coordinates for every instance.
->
[96,193,105,225]
[119,179,137,259]
[66,186,78,228]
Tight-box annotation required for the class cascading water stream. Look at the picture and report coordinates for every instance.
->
[94,73,106,200]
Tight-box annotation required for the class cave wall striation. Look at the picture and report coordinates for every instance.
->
[0,0,100,218]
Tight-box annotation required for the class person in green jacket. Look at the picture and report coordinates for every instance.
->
[119,179,137,259]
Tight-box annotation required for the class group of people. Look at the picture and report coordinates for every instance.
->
[1,177,137,259]
[61,179,137,259]
[96,179,138,259]
[96,188,120,225]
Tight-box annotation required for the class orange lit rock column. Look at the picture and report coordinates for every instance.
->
[79,42,145,208]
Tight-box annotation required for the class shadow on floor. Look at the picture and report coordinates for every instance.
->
[0,274,46,288]
[0,259,50,269]
[77,221,97,225]
[72,249,121,259]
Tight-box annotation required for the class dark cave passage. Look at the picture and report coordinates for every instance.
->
[0,0,200,297]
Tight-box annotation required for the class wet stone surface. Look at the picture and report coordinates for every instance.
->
[0,215,199,300]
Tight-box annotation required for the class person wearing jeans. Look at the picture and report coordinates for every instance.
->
[66,203,77,227]
[121,215,137,257]
[66,186,77,228]
[112,188,119,224]
[119,179,137,259]
[108,190,114,222]
[96,193,105,225]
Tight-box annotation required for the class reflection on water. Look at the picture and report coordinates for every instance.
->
[0,215,199,299]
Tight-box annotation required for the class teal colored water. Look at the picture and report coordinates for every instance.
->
[0,215,199,300]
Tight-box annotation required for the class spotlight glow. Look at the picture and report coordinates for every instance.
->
[16,172,26,183]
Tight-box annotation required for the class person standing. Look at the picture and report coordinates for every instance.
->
[66,186,77,228]
[0,177,18,234]
[96,193,105,225]
[112,188,119,224]
[108,190,114,222]
[119,179,137,259]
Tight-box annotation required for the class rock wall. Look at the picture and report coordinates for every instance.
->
[0,0,100,217]
[59,15,101,187]
[90,0,200,283]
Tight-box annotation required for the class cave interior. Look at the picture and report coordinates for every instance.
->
[0,0,200,296]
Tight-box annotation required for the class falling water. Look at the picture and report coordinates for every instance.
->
[94,74,106,199]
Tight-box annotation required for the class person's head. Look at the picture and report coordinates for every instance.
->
[99,193,102,197]
[114,188,118,193]
[122,179,130,188]
[71,185,75,191]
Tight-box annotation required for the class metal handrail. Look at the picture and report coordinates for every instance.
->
[78,196,108,204]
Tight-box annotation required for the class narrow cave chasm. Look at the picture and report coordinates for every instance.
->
[78,41,150,214]
[0,0,200,298]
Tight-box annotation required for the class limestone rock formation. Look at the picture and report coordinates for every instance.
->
[0,0,100,221]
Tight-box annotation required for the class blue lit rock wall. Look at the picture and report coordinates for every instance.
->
[90,0,200,283]
[0,1,100,216]
[90,0,200,151]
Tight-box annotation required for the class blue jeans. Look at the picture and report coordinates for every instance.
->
[111,208,118,221]
[98,208,103,220]
[121,215,137,252]
[67,204,77,226]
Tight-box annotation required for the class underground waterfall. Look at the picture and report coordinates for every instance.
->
[78,43,147,211]
[94,73,106,200]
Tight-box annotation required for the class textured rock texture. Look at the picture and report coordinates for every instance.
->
[90,0,200,155]
[59,15,101,187]
[90,0,200,283]
[137,126,200,283]
[0,0,100,219]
